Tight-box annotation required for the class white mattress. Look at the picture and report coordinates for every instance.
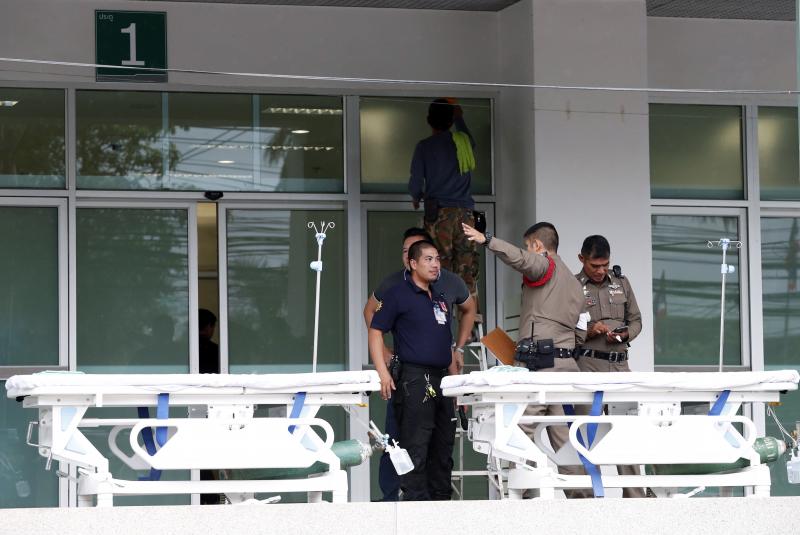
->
[6,370,381,398]
[441,370,800,393]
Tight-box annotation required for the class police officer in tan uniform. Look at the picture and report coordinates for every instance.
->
[575,234,645,498]
[463,221,591,498]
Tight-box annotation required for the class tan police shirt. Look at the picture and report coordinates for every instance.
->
[488,237,586,348]
[575,270,642,352]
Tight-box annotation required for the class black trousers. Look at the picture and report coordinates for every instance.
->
[395,364,455,501]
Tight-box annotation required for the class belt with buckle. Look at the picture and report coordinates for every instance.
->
[577,349,628,362]
[553,348,575,359]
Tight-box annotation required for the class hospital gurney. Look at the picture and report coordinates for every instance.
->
[6,371,381,506]
[442,369,799,499]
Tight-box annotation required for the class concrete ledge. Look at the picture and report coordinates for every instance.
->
[4,497,800,535]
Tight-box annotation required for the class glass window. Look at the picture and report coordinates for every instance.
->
[760,217,800,366]
[365,210,495,499]
[257,95,344,192]
[77,91,345,193]
[360,97,492,195]
[167,92,254,190]
[758,107,800,200]
[761,217,800,496]
[0,385,59,508]
[77,208,190,373]
[77,90,165,190]
[0,207,59,366]
[226,209,346,372]
[366,210,486,309]
[651,214,741,366]
[650,104,744,200]
[0,88,65,189]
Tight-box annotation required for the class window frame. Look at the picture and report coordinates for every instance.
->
[0,197,68,377]
[70,200,199,373]
[650,205,751,371]
[358,200,497,368]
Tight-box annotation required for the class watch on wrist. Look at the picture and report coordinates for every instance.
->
[483,231,493,246]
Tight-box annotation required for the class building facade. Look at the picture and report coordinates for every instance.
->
[0,0,798,505]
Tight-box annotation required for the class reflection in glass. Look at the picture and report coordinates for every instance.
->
[77,91,345,192]
[650,104,744,199]
[0,207,59,366]
[168,92,253,190]
[360,97,492,195]
[0,384,59,508]
[364,210,494,499]
[258,95,344,192]
[226,210,346,372]
[77,91,174,190]
[77,208,189,372]
[651,215,741,365]
[760,218,800,365]
[366,211,486,311]
[0,88,65,188]
[758,107,800,200]
[762,221,800,495]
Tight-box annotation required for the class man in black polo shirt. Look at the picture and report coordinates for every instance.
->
[369,240,456,501]
[363,227,476,501]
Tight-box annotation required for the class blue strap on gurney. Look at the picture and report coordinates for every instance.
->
[708,390,731,416]
[564,390,605,498]
[288,392,307,434]
[137,393,170,481]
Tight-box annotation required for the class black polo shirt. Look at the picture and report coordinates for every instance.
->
[370,276,453,369]
[373,268,470,312]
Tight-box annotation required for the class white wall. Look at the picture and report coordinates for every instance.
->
[0,0,499,90]
[495,0,535,325]
[530,0,654,370]
[4,497,800,535]
[648,16,796,102]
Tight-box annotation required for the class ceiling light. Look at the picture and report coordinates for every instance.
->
[0,100,19,107]
[291,129,310,134]
[217,160,235,164]
[262,107,342,116]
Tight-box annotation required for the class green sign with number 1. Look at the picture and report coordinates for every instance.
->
[96,10,167,82]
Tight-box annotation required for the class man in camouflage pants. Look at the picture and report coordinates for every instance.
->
[425,207,479,299]
[409,98,480,300]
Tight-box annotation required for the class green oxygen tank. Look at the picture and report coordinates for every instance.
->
[646,436,786,476]
[229,439,372,481]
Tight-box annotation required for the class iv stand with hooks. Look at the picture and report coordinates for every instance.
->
[707,238,743,372]
[308,221,335,373]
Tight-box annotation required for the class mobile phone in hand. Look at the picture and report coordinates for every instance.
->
[612,325,628,333]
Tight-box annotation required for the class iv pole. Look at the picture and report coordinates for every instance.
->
[308,221,335,373]
[707,238,743,372]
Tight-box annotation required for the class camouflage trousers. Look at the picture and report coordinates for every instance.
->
[424,207,479,296]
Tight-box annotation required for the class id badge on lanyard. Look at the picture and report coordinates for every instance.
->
[433,300,447,324]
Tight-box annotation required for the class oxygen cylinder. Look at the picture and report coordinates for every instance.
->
[646,436,785,476]
[230,439,372,481]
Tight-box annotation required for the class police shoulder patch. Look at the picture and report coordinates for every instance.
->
[375,300,383,312]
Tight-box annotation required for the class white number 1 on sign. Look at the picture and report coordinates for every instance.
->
[120,23,145,66]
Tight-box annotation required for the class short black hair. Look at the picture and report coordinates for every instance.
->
[427,98,454,131]
[199,308,217,330]
[408,240,438,263]
[524,222,559,252]
[581,235,611,259]
[403,227,433,243]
